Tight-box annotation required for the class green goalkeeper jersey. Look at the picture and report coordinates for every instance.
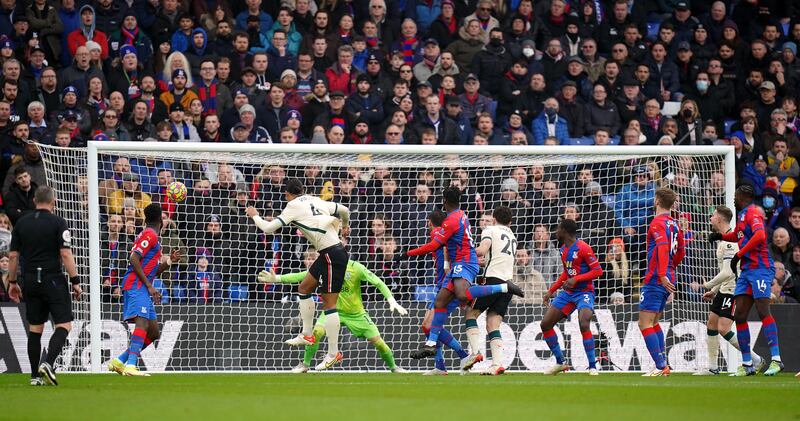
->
[278,261,394,315]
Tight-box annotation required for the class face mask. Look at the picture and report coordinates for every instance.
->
[523,47,534,58]
[763,196,776,209]
[696,80,709,91]
[544,107,557,117]
[490,38,502,47]
[682,109,693,118]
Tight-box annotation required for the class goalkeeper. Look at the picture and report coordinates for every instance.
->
[260,248,408,373]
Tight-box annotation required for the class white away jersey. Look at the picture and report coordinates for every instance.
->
[481,224,516,281]
[713,239,739,294]
[276,195,343,250]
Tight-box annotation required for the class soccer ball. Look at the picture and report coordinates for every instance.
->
[166,181,187,202]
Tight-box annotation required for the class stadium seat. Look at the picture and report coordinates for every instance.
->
[172,285,188,302]
[487,100,497,121]
[414,285,437,302]
[228,284,249,302]
[724,119,737,135]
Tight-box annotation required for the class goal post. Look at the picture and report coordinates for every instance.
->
[39,142,735,373]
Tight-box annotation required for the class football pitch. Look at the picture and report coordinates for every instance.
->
[1,373,798,420]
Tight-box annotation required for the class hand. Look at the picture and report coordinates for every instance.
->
[708,232,722,243]
[667,292,674,303]
[776,151,786,162]
[257,269,277,284]
[564,278,576,288]
[660,276,675,294]
[689,281,701,292]
[148,285,162,302]
[103,278,112,286]
[702,291,716,302]
[278,45,286,56]
[245,206,259,218]
[661,90,671,101]
[392,251,408,266]
[624,227,636,236]
[729,254,740,274]
[340,226,350,239]
[169,248,182,263]
[72,284,82,301]
[775,72,785,85]
[387,297,408,315]
[7,282,21,303]
[542,291,552,303]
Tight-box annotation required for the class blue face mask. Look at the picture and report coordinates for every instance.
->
[696,80,709,91]
[763,196,776,209]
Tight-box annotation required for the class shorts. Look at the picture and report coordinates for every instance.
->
[315,311,380,339]
[471,277,513,317]
[710,292,735,320]
[22,276,73,325]
[309,244,348,294]
[551,290,595,316]
[639,284,668,313]
[734,268,775,300]
[122,288,157,321]
[443,262,480,291]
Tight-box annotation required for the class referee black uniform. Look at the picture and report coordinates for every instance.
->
[8,188,80,386]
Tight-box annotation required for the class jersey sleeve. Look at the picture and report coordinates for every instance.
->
[479,226,493,243]
[721,242,738,259]
[58,219,72,249]
[407,228,446,256]
[581,243,601,271]
[746,208,765,233]
[131,230,157,257]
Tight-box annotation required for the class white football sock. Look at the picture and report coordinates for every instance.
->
[490,338,503,366]
[707,333,719,370]
[299,297,315,336]
[324,311,340,356]
[466,327,481,355]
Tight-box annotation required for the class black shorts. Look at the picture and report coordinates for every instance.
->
[710,292,735,320]
[309,244,348,294]
[471,277,513,317]
[23,275,73,325]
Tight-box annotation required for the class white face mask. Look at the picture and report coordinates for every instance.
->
[523,47,534,58]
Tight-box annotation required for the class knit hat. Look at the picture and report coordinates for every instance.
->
[782,42,797,56]
[120,44,137,59]
[172,68,187,79]
[501,178,519,193]
[284,109,302,124]
[238,104,256,116]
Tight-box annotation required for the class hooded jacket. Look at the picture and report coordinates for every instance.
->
[67,5,109,59]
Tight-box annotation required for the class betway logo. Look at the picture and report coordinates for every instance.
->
[470,310,762,372]
[0,307,183,373]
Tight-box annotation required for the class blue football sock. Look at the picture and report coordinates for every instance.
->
[466,284,504,300]
[434,344,446,371]
[582,330,596,369]
[126,328,147,367]
[736,322,752,365]
[117,349,130,362]
[761,316,781,360]
[427,309,448,345]
[642,327,665,369]
[653,323,666,367]
[543,328,564,365]
[438,328,468,359]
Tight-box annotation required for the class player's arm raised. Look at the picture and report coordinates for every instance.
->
[359,261,407,315]
[156,248,182,277]
[247,206,287,234]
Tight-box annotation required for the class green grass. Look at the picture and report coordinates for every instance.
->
[1,372,798,420]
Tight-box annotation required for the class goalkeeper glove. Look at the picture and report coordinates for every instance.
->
[387,297,408,315]
[257,269,279,284]
[708,232,723,244]
[729,254,740,274]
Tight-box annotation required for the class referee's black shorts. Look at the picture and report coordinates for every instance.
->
[471,277,513,317]
[23,274,73,325]
[309,244,349,294]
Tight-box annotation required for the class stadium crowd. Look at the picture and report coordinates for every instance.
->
[0,0,799,305]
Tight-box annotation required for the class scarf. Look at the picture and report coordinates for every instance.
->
[479,18,490,31]
[172,121,190,140]
[402,37,417,65]
[646,116,660,130]
[350,132,373,144]
[443,16,456,34]
[465,92,479,105]
[81,22,94,42]
[197,79,218,115]
[121,26,138,46]
[366,36,379,48]
[423,54,438,70]
[339,28,351,44]
[549,14,564,25]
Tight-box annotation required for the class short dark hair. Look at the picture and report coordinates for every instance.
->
[144,203,162,224]
[442,186,462,206]
[493,205,512,226]
[429,209,446,227]
[13,166,28,177]
[655,187,677,209]
[558,218,578,236]
[736,183,756,198]
[34,185,55,204]
[715,205,733,223]
[284,178,304,195]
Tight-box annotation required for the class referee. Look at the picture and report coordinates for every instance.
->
[7,185,82,386]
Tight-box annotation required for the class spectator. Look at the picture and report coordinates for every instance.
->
[445,19,485,73]
[67,5,109,59]
[107,172,152,219]
[585,83,621,136]
[458,73,491,122]
[4,166,37,224]
[767,137,800,195]
[530,224,560,284]
[513,246,546,305]
[471,28,512,97]
[770,227,793,264]
[615,166,655,269]
[599,237,631,303]
[531,97,569,145]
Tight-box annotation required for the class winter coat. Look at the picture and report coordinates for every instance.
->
[471,43,513,97]
[584,100,621,135]
[445,25,485,73]
[531,113,570,145]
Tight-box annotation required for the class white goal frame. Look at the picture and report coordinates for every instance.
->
[85,142,735,373]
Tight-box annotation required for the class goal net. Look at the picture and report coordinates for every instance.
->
[37,143,735,373]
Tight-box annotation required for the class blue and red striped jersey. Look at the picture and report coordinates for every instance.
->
[644,213,685,286]
[735,204,774,270]
[430,227,447,287]
[560,240,601,293]
[435,209,478,265]
[122,227,162,291]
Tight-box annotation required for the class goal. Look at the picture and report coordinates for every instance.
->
[37,142,736,373]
